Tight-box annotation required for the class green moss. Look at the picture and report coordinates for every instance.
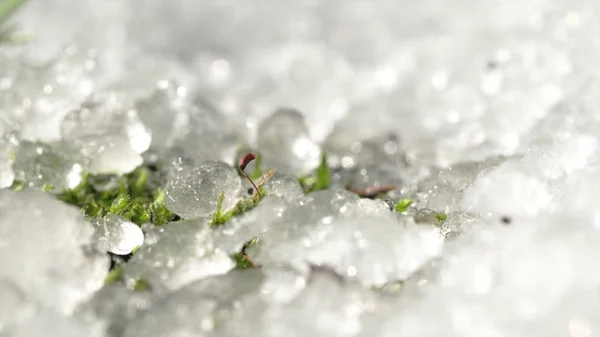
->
[210,187,265,227]
[435,212,448,225]
[298,153,330,194]
[394,198,412,213]
[56,164,175,226]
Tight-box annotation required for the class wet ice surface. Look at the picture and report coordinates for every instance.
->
[1,0,599,336]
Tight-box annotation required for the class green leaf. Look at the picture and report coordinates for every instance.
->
[104,266,123,286]
[314,153,330,191]
[394,198,412,213]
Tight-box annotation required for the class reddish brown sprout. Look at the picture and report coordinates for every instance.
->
[238,152,261,197]
[239,152,257,171]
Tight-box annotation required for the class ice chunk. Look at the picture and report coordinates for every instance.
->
[558,165,600,221]
[11,140,84,192]
[220,267,378,337]
[134,81,240,164]
[123,219,235,292]
[122,269,264,337]
[0,190,109,314]
[61,91,150,174]
[85,284,153,337]
[0,132,19,188]
[414,157,504,212]
[249,189,360,266]
[304,216,444,287]
[91,214,144,255]
[259,264,309,304]
[133,81,190,152]
[519,135,599,181]
[460,166,552,219]
[2,46,98,143]
[263,172,305,202]
[164,160,242,219]
[383,212,599,337]
[323,129,403,170]
[342,198,393,218]
[0,279,36,333]
[3,305,107,337]
[257,108,322,175]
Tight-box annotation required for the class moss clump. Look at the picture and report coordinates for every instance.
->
[298,153,330,194]
[435,212,448,225]
[56,164,175,226]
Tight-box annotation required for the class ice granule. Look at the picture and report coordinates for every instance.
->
[134,81,240,165]
[91,214,144,255]
[122,269,264,337]
[1,46,98,143]
[379,212,599,337]
[60,91,150,174]
[219,267,378,337]
[11,140,84,192]
[257,107,322,175]
[0,132,19,188]
[0,190,108,314]
[460,166,552,219]
[164,160,243,219]
[123,219,235,293]
[303,215,444,287]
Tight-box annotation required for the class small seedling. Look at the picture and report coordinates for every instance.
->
[239,152,261,197]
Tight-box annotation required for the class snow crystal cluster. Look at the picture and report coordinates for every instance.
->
[1,1,598,337]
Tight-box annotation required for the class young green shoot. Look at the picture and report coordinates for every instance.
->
[394,198,413,213]
[298,153,330,194]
